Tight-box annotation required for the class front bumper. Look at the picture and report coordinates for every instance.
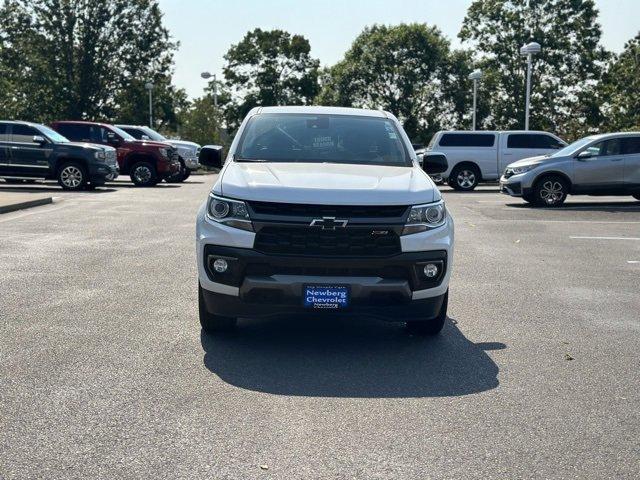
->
[182,155,200,170]
[89,164,119,184]
[196,204,454,321]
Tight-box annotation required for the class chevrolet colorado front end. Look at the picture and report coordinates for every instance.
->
[196,106,453,335]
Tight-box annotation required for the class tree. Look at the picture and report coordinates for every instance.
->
[599,32,640,131]
[316,24,477,144]
[177,93,229,147]
[222,28,320,132]
[0,0,179,125]
[459,0,610,139]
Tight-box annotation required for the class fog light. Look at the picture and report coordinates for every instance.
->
[213,258,228,273]
[423,263,438,278]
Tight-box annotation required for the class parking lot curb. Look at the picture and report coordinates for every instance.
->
[0,195,53,214]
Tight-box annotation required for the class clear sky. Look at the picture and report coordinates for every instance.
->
[157,0,639,99]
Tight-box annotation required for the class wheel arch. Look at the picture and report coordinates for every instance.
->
[53,156,89,175]
[449,161,482,181]
[122,152,155,174]
[531,171,573,192]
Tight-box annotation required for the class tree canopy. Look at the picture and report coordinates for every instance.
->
[0,0,182,128]
[459,0,609,139]
[316,24,478,144]
[222,28,320,132]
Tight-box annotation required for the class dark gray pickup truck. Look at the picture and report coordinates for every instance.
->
[0,121,118,190]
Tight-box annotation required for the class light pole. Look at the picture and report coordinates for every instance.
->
[145,82,154,128]
[519,42,541,130]
[468,69,483,131]
[200,72,218,108]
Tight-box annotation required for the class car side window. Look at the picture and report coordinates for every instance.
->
[124,128,143,140]
[11,125,40,143]
[0,123,9,142]
[439,133,495,147]
[621,137,640,155]
[585,139,621,157]
[57,124,91,142]
[507,134,564,149]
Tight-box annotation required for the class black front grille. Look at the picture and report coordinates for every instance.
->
[254,226,401,257]
[245,263,408,279]
[249,201,407,219]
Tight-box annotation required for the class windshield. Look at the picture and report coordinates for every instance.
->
[236,113,411,166]
[110,126,136,141]
[38,125,69,143]
[140,127,166,141]
[551,137,597,157]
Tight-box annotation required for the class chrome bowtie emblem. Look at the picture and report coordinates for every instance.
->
[310,217,348,230]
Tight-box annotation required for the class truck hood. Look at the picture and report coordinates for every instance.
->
[63,141,109,152]
[216,162,437,205]
[168,139,200,150]
[129,139,173,149]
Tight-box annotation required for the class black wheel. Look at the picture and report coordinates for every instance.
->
[165,160,187,183]
[633,194,640,201]
[406,290,448,336]
[199,284,237,334]
[130,161,157,187]
[182,169,191,181]
[532,175,568,207]
[57,161,87,191]
[448,164,480,191]
[522,193,535,204]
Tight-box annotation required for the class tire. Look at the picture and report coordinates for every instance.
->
[130,161,157,187]
[532,175,568,207]
[165,160,187,183]
[182,169,191,181]
[522,193,535,204]
[406,290,448,336]
[199,284,237,334]
[448,164,480,191]
[633,194,640,201]
[57,161,87,191]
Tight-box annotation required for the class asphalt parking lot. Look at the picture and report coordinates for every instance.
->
[1,177,639,479]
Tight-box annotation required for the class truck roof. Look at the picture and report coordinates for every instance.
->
[254,106,389,118]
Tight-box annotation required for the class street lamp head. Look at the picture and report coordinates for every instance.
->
[520,42,541,56]
[468,69,483,81]
[201,72,212,80]
[144,82,154,90]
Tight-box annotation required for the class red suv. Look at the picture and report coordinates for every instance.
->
[50,121,180,187]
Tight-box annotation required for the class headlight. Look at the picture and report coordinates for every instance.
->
[94,151,105,160]
[206,194,252,231]
[402,200,446,235]
[507,164,536,175]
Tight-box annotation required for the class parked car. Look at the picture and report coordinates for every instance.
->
[116,125,200,183]
[427,130,567,191]
[196,106,452,336]
[50,121,180,187]
[500,132,640,207]
[0,121,118,190]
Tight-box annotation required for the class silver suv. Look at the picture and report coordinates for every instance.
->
[500,132,640,206]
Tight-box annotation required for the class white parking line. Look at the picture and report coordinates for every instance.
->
[628,261,639,264]
[570,236,640,241]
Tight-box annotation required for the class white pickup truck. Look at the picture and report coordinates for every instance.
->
[196,106,454,336]
[426,130,566,191]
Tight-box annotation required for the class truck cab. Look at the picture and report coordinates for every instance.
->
[427,130,566,191]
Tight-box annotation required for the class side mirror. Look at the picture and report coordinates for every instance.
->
[422,152,448,174]
[33,135,47,145]
[199,145,224,169]
[576,150,592,160]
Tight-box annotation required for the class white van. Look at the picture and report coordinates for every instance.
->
[427,131,566,190]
